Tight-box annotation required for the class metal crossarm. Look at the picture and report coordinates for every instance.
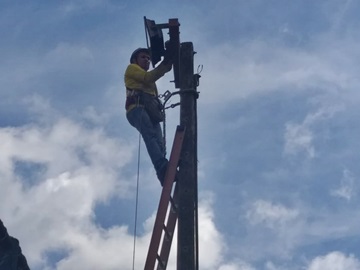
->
[144,126,185,270]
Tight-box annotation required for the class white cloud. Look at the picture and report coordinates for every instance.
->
[246,200,299,228]
[198,34,360,106]
[307,251,360,270]
[60,0,127,15]
[331,168,357,201]
[284,122,315,158]
[198,193,225,270]
[331,0,354,32]
[284,99,344,158]
[264,261,282,270]
[1,112,232,269]
[218,261,255,270]
[0,109,136,268]
[44,42,94,69]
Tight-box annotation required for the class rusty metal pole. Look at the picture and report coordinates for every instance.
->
[177,41,199,270]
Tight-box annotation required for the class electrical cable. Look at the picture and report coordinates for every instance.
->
[131,130,142,270]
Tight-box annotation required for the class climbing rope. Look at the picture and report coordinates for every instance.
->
[131,107,144,270]
[131,131,141,270]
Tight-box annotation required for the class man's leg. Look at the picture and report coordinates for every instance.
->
[127,107,168,183]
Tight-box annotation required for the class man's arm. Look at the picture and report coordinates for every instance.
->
[127,61,172,84]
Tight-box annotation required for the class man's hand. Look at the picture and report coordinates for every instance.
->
[162,52,173,72]
[162,60,172,72]
[162,40,176,65]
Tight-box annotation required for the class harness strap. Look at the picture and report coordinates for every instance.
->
[126,88,143,110]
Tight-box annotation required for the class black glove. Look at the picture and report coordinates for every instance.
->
[162,41,176,65]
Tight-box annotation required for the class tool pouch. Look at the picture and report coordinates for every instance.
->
[139,92,165,123]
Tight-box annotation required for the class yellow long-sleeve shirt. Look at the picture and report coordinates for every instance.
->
[124,63,170,111]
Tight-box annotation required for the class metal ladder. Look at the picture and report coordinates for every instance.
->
[144,126,185,270]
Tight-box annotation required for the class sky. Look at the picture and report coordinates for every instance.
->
[1,0,360,269]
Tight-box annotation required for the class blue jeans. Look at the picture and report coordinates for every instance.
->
[127,107,168,174]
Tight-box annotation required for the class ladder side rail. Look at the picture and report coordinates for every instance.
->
[144,126,185,270]
[157,183,180,270]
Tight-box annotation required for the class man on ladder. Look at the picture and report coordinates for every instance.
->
[124,47,173,185]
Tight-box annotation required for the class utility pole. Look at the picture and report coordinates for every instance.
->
[143,17,199,270]
[177,42,199,270]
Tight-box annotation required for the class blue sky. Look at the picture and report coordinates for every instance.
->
[1,0,360,269]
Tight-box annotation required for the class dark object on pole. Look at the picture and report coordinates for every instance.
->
[144,17,181,88]
[0,219,30,270]
[167,19,181,89]
[144,17,165,67]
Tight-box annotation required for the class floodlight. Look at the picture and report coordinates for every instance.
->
[144,17,165,67]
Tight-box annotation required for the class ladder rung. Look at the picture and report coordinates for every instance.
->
[156,255,166,270]
[169,197,178,212]
[163,225,172,241]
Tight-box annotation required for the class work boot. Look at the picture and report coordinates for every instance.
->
[156,160,168,186]
[174,168,180,183]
